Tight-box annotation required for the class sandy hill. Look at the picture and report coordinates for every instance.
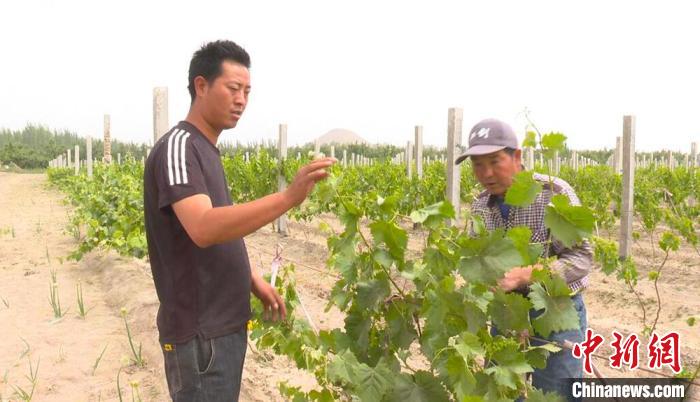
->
[316,128,369,145]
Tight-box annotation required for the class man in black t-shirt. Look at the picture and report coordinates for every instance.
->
[144,40,335,401]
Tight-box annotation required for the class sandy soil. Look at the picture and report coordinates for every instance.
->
[0,172,698,401]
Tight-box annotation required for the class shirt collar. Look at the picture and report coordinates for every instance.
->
[487,193,505,208]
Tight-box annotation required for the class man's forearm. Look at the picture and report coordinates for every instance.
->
[199,192,293,246]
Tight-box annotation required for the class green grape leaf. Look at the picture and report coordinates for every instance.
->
[507,227,543,266]
[370,220,408,260]
[331,250,358,282]
[525,348,549,370]
[327,349,357,385]
[386,301,418,349]
[318,328,353,353]
[523,131,537,148]
[527,388,566,402]
[356,279,390,310]
[353,359,394,401]
[592,236,620,275]
[485,341,533,389]
[544,194,594,248]
[308,389,334,402]
[458,232,524,286]
[390,371,451,402]
[344,310,371,354]
[328,350,393,402]
[488,290,533,333]
[541,132,567,153]
[410,201,455,227]
[463,299,489,334]
[439,354,477,398]
[399,260,428,283]
[505,171,542,207]
[471,215,487,236]
[659,231,680,252]
[528,271,579,337]
[450,332,486,361]
[378,193,401,215]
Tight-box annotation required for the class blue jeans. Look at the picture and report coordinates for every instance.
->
[528,293,587,402]
[161,329,248,402]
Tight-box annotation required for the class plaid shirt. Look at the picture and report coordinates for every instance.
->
[470,172,592,292]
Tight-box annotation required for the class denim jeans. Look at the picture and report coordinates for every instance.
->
[161,328,248,402]
[528,293,587,402]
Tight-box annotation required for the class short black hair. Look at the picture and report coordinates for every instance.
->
[188,40,251,102]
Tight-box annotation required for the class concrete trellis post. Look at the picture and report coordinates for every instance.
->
[619,116,636,260]
[330,146,335,159]
[117,153,121,165]
[103,114,112,163]
[613,136,622,173]
[67,148,72,169]
[525,147,535,170]
[691,142,698,168]
[153,87,169,143]
[572,151,578,171]
[667,151,673,169]
[446,108,463,226]
[343,150,347,167]
[74,145,80,175]
[277,124,288,235]
[87,136,93,178]
[406,141,413,177]
[314,140,320,158]
[415,126,423,178]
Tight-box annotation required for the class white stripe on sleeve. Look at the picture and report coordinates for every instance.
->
[172,130,186,185]
[166,129,181,186]
[179,132,191,184]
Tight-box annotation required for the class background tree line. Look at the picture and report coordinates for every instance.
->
[8,123,685,170]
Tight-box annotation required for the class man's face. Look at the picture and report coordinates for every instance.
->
[198,60,250,130]
[470,149,522,196]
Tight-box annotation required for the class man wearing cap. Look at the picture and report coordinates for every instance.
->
[456,118,591,402]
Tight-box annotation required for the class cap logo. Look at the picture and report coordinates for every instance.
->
[470,127,490,140]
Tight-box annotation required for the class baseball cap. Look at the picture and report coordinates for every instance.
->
[455,118,519,165]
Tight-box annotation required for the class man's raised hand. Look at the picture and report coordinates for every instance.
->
[283,157,336,207]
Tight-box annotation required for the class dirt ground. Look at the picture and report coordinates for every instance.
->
[0,172,698,401]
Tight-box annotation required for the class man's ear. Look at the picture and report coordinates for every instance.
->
[513,148,523,165]
[193,76,209,98]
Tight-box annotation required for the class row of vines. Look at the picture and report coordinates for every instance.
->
[47,134,699,401]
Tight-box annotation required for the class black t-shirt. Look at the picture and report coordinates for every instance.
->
[144,120,251,344]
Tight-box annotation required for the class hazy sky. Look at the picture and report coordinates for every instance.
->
[1,0,699,152]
